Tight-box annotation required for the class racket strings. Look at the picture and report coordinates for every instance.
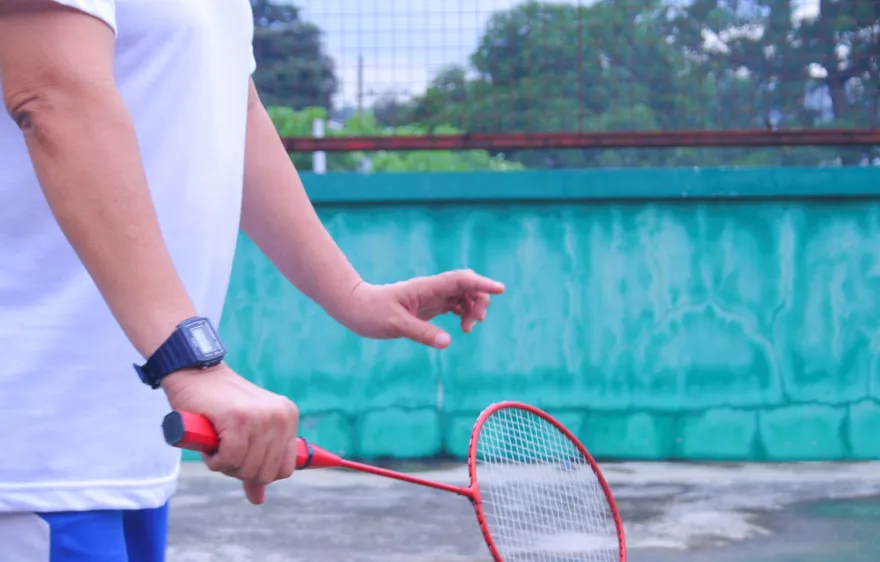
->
[475,408,620,561]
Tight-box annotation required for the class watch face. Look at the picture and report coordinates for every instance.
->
[186,320,224,359]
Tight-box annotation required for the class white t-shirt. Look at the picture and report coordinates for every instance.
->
[0,0,256,512]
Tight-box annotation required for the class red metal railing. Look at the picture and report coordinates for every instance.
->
[282,129,880,152]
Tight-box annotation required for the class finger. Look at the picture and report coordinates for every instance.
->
[433,270,505,296]
[393,310,451,348]
[455,295,472,314]
[447,295,468,317]
[470,292,491,323]
[203,421,248,474]
[254,419,286,487]
[455,270,505,295]
[278,435,300,480]
[249,398,298,484]
[220,416,268,483]
[275,400,300,481]
[459,295,478,332]
[242,481,267,505]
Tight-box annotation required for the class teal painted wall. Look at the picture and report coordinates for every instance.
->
[217,168,880,462]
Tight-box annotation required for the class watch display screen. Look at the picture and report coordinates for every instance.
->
[189,323,221,356]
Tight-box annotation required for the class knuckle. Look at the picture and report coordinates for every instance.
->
[280,446,299,479]
[286,399,300,422]
[216,449,240,467]
[278,455,296,479]
[267,404,288,427]
[207,455,235,473]
[230,409,250,428]
[256,474,274,486]
[239,464,259,481]
[269,397,298,425]
[204,457,224,472]
[253,407,276,428]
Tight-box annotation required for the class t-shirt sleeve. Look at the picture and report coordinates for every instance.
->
[50,0,116,35]
[249,44,257,75]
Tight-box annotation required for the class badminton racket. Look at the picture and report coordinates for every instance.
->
[163,400,626,561]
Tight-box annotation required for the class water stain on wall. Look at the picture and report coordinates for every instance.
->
[216,199,880,462]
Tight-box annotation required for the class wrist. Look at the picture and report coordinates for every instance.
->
[135,316,227,389]
[160,362,227,396]
[131,307,201,359]
[340,279,373,326]
[158,368,191,396]
[322,276,367,328]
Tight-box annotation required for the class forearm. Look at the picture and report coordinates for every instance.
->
[12,83,198,358]
[241,82,362,323]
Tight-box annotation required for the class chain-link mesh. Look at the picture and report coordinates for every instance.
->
[473,407,622,562]
[255,0,880,160]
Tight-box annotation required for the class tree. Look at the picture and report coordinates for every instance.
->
[406,1,701,167]
[250,0,338,110]
[661,0,880,163]
[665,0,879,126]
[403,0,879,168]
[372,92,416,128]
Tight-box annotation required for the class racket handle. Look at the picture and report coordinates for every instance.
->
[162,411,341,470]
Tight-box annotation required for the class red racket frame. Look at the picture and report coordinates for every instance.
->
[162,401,627,561]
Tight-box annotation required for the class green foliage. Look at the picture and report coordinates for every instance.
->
[250,0,337,110]
[257,0,878,168]
[400,0,879,168]
[661,0,880,165]
[267,106,523,173]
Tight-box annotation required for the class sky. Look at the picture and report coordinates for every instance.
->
[292,0,821,108]
[295,0,526,107]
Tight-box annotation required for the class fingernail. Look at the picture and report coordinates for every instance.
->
[469,320,477,331]
[433,332,451,347]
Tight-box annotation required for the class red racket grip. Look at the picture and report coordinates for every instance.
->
[162,411,341,470]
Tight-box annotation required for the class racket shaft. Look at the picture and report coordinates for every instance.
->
[338,459,472,496]
[162,411,472,496]
[162,411,340,469]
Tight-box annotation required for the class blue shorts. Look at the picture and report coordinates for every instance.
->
[0,503,169,562]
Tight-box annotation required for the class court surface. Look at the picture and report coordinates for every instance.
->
[168,461,880,561]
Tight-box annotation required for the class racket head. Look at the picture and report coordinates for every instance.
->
[466,402,626,562]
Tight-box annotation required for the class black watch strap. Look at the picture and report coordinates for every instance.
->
[133,317,224,389]
[136,330,198,389]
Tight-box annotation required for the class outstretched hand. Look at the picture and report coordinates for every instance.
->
[343,269,505,348]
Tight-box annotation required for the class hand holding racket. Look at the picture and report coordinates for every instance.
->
[164,401,626,561]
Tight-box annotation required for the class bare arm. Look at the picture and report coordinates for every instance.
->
[0,4,198,360]
[241,80,363,325]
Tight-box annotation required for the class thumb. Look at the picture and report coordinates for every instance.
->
[242,481,267,505]
[396,313,451,349]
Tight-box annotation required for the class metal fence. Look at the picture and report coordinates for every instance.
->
[254,0,880,161]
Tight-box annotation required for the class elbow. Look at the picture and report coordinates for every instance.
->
[4,86,51,131]
[3,85,69,154]
[3,77,120,148]
[4,85,77,153]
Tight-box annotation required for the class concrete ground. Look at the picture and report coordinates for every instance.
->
[167,461,880,562]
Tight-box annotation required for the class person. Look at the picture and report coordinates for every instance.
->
[0,1,505,560]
